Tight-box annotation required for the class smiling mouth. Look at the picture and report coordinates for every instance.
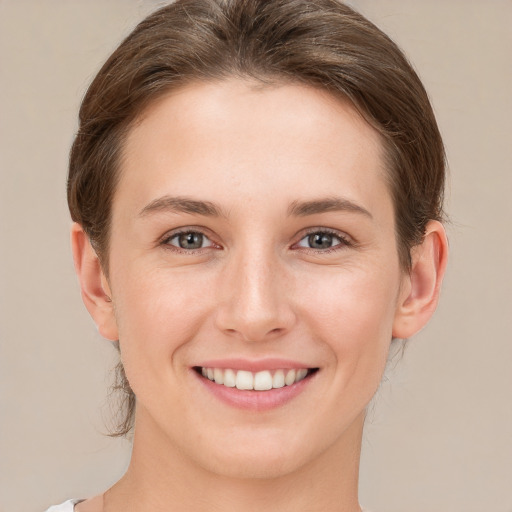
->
[193,366,319,391]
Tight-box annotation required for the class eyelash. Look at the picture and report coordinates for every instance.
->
[160,228,218,254]
[294,228,353,253]
[160,227,353,254]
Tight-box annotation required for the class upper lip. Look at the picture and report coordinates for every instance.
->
[194,358,317,372]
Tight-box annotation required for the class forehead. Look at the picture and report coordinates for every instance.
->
[117,79,391,221]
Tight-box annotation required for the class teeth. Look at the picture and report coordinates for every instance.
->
[213,368,224,385]
[254,370,273,391]
[284,369,296,386]
[272,369,285,388]
[236,370,254,390]
[199,367,312,390]
[223,369,236,387]
[296,368,308,381]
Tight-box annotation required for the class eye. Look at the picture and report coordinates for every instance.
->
[296,231,349,250]
[165,231,214,250]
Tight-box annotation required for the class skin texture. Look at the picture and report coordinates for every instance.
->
[72,79,448,512]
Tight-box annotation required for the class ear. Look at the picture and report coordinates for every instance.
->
[392,220,448,339]
[71,223,119,341]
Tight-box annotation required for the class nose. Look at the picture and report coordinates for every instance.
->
[214,246,296,342]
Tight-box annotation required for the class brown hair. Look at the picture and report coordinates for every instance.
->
[68,0,446,436]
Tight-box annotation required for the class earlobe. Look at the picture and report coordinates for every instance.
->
[71,223,119,341]
[392,220,449,339]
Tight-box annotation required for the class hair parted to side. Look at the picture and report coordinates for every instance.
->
[68,0,446,437]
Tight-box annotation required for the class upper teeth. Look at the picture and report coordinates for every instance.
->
[200,367,309,391]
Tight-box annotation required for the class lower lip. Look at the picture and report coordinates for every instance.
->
[193,370,316,411]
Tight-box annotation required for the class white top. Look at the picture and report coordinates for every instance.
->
[45,500,82,512]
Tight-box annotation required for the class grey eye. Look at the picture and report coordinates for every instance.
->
[296,231,346,250]
[307,233,335,249]
[168,232,212,250]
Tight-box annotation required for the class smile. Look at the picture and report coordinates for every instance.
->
[192,361,319,411]
[196,367,315,391]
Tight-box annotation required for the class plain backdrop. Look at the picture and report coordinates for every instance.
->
[0,1,511,511]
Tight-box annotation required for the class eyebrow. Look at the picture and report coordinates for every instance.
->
[138,195,372,220]
[287,197,373,219]
[139,196,226,218]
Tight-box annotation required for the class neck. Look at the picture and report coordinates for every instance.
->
[105,410,364,512]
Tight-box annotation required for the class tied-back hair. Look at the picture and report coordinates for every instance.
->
[68,0,445,437]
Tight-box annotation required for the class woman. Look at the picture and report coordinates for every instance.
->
[48,0,448,510]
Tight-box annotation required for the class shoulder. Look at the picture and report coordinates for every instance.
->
[45,499,82,512]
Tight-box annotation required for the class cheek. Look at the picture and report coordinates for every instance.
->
[303,260,399,324]
[299,263,400,374]
[110,266,215,383]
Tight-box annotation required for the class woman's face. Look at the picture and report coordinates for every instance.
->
[104,79,411,478]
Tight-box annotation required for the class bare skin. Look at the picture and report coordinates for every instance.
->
[75,494,103,512]
[73,79,447,512]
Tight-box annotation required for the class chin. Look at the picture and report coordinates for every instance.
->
[199,449,305,480]
[185,425,328,481]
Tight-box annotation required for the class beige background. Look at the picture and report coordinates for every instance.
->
[0,1,511,511]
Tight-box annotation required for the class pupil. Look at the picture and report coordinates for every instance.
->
[309,233,332,249]
[179,232,203,249]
